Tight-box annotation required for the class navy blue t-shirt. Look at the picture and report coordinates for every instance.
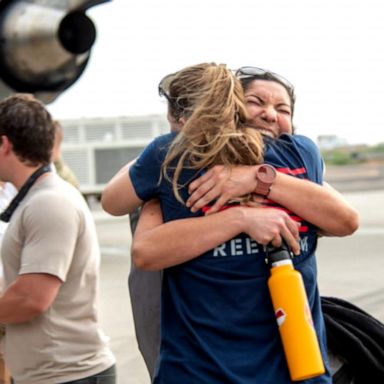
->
[130,133,331,384]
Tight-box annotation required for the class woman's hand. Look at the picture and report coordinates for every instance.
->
[239,206,301,255]
[187,165,258,214]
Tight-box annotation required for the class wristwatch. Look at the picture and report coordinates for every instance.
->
[254,164,277,197]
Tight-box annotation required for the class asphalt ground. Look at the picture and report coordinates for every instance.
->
[94,170,384,384]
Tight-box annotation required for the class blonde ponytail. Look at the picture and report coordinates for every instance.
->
[161,63,264,202]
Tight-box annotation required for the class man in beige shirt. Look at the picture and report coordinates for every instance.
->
[0,94,115,384]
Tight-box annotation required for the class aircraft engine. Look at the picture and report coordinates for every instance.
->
[0,0,111,103]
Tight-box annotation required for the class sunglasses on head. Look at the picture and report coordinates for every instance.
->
[158,72,184,117]
[235,66,294,93]
[158,72,177,98]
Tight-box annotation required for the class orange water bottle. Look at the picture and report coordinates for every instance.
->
[266,242,325,381]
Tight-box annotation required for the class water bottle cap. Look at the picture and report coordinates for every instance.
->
[265,241,293,267]
[271,259,293,267]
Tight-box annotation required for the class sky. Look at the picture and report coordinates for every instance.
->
[48,0,384,146]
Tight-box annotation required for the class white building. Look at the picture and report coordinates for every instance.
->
[60,115,169,197]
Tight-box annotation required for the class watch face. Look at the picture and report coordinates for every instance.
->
[258,165,276,183]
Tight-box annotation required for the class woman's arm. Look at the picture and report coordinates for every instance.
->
[101,162,143,216]
[102,135,172,216]
[270,178,359,236]
[186,165,359,236]
[132,199,301,271]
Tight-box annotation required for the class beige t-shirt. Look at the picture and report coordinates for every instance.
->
[1,174,115,384]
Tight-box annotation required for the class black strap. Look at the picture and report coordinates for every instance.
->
[0,165,52,223]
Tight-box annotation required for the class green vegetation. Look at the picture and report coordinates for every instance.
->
[322,142,384,165]
[322,151,357,165]
[366,143,384,153]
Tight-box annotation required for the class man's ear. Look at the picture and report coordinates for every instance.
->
[0,135,13,154]
[178,116,186,127]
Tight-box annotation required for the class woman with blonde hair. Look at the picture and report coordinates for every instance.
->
[102,63,352,383]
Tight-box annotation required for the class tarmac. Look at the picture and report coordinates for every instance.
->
[93,163,384,384]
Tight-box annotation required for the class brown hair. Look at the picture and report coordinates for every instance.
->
[0,93,55,166]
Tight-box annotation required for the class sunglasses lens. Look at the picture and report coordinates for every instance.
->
[158,72,184,117]
[235,67,265,78]
[158,72,177,96]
